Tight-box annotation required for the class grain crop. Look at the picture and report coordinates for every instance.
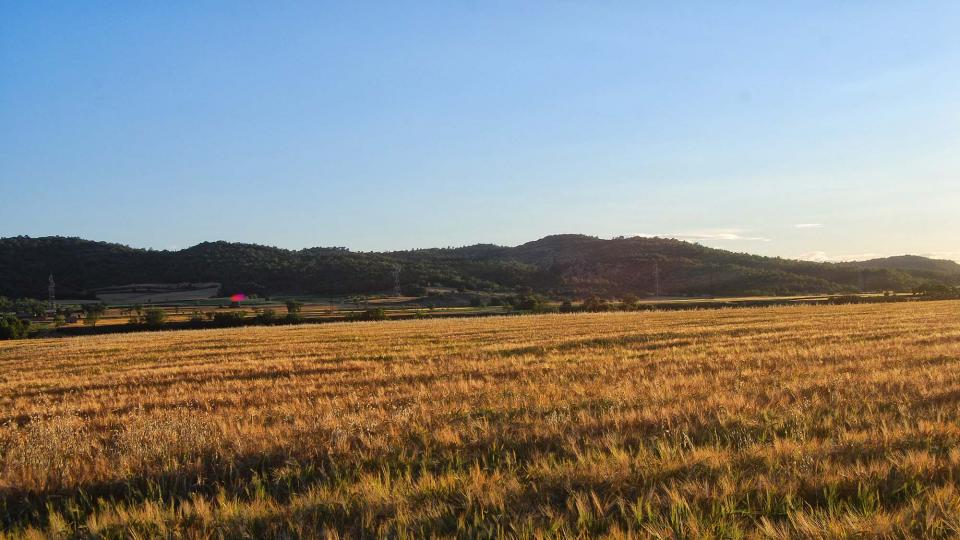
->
[2,301,960,537]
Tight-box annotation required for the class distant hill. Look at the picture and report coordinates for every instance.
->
[845,255,960,275]
[2,234,958,300]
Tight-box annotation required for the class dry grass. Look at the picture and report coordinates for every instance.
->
[2,301,960,537]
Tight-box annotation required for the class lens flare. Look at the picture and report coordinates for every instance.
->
[230,293,246,302]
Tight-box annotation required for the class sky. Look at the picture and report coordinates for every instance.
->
[1,2,958,261]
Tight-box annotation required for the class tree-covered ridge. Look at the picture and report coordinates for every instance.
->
[1,235,958,299]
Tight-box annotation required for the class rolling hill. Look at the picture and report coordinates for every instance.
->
[1,234,958,300]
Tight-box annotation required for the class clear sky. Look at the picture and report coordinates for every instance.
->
[2,2,958,261]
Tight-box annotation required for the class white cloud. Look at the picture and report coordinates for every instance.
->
[798,251,830,262]
[794,223,824,229]
[638,228,771,242]
[798,251,884,263]
[919,251,960,262]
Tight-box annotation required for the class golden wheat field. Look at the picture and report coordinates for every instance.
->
[2,301,960,538]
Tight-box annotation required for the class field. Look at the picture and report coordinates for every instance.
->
[2,302,960,537]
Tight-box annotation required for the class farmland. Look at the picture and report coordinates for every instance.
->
[3,301,960,537]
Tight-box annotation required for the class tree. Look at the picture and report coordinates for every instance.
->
[212,311,247,326]
[582,296,609,312]
[285,300,303,314]
[256,308,277,323]
[83,304,106,327]
[0,314,27,340]
[143,308,166,327]
[514,293,546,312]
[355,308,387,321]
[621,294,639,310]
[914,282,958,299]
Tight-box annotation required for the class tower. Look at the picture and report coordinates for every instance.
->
[653,261,661,297]
[392,265,402,297]
[48,274,56,309]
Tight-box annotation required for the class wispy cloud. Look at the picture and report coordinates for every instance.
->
[794,223,824,229]
[638,229,771,242]
[799,251,960,263]
[798,251,883,263]
[919,251,960,262]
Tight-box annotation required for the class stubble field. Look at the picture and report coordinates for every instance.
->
[2,301,960,538]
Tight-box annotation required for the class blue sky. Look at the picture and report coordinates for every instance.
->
[2,2,958,261]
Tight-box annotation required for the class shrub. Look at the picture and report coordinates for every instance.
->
[582,296,609,312]
[513,294,546,312]
[212,311,247,326]
[0,314,27,340]
[354,308,387,321]
[143,308,166,328]
[82,304,106,327]
[256,308,277,323]
[914,282,959,299]
[285,300,303,314]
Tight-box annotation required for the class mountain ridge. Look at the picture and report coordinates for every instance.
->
[2,235,958,300]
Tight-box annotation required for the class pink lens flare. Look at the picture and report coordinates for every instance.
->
[230,293,247,302]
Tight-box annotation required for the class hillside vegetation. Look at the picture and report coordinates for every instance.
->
[3,235,959,300]
[3,302,960,536]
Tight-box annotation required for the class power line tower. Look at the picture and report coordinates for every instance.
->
[392,265,402,297]
[48,274,56,310]
[653,261,661,297]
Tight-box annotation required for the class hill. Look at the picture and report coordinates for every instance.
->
[845,255,960,276]
[2,234,958,300]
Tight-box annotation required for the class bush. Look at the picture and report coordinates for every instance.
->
[559,300,576,313]
[285,300,303,314]
[354,308,387,321]
[83,304,106,327]
[0,314,27,340]
[914,282,959,299]
[212,311,247,326]
[256,308,277,323]
[582,296,609,312]
[513,294,546,312]
[143,308,166,328]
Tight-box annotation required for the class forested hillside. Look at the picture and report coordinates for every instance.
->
[2,235,958,299]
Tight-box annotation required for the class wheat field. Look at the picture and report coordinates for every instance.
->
[2,301,960,538]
